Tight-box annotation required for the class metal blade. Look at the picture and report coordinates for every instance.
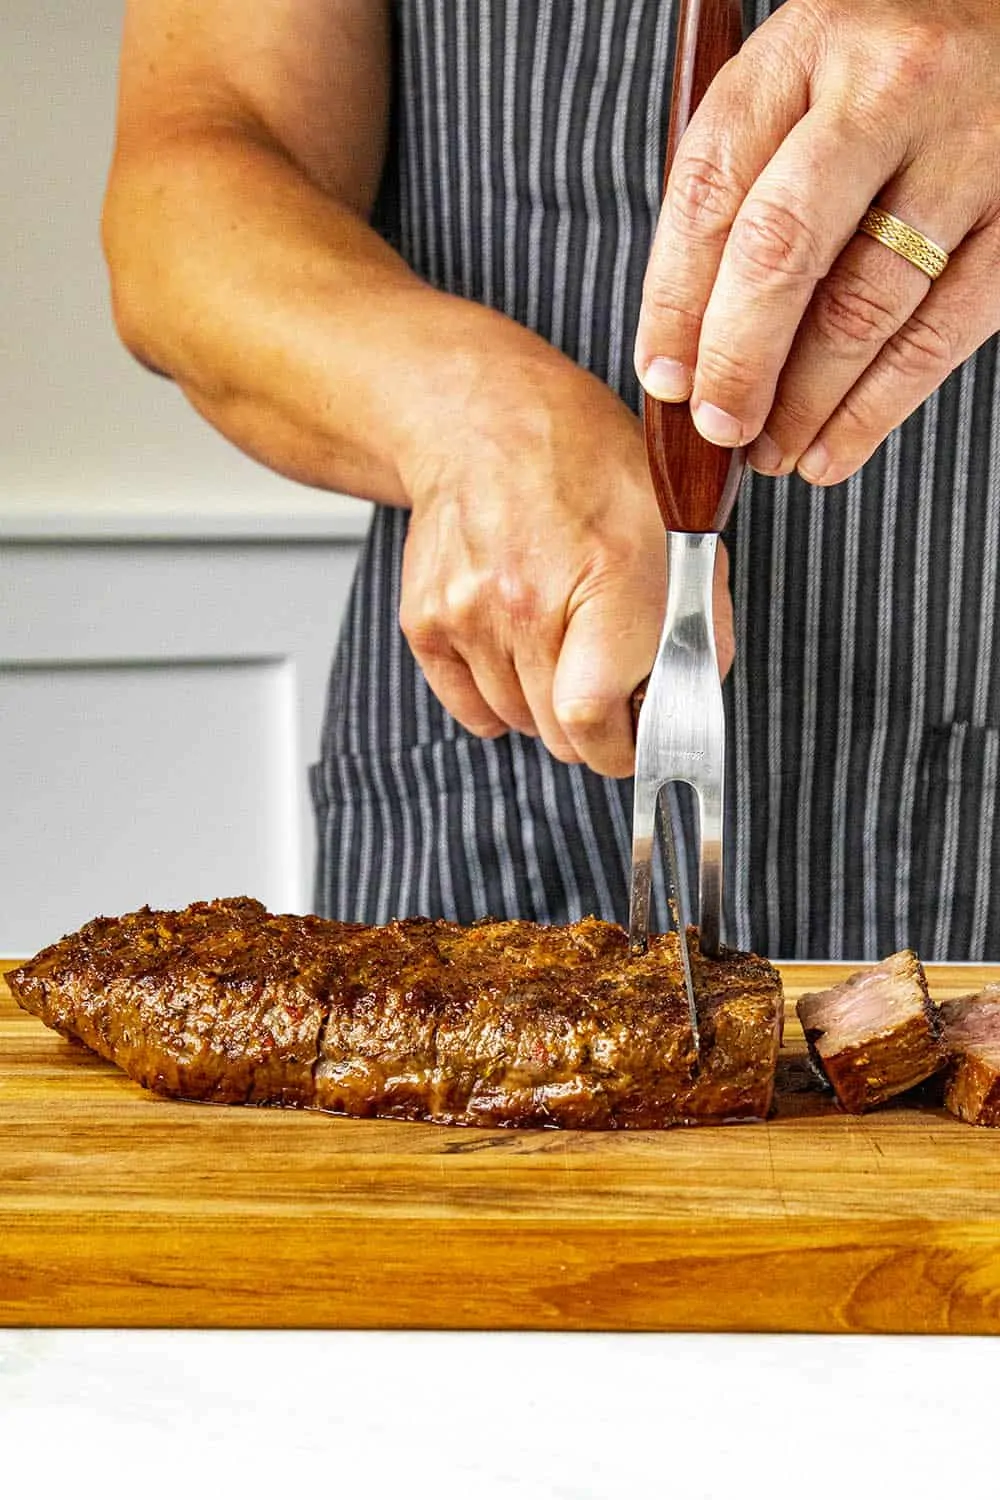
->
[659,787,700,1055]
[628,772,656,956]
[696,776,724,959]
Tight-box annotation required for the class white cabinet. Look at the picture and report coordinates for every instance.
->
[1,528,364,955]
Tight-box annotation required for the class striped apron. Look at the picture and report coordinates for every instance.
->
[311,0,1000,961]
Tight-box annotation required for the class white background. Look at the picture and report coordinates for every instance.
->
[2,0,370,531]
[0,1329,996,1497]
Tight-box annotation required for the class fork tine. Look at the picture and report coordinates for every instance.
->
[657,783,688,938]
[694,774,724,957]
[628,772,657,954]
[658,783,701,1051]
[630,530,726,962]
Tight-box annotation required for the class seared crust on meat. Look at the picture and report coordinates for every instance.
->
[797,951,945,1113]
[8,897,783,1128]
[939,991,1000,1127]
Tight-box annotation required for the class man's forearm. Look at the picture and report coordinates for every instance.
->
[103,123,474,505]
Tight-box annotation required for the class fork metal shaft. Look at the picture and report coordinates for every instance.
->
[629,531,725,972]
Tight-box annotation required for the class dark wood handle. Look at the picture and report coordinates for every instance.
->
[644,0,745,534]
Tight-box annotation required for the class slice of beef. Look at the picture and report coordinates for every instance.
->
[796,951,945,1113]
[939,988,1000,1127]
[7,897,784,1129]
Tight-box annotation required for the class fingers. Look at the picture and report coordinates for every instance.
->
[635,38,811,404]
[401,568,585,762]
[462,577,584,762]
[411,643,510,742]
[634,0,998,463]
[748,184,981,478]
[505,633,583,765]
[407,537,741,779]
[405,573,659,778]
[414,632,589,764]
[747,231,933,476]
[790,221,1000,486]
[687,102,893,447]
[551,597,650,781]
[400,562,515,740]
[553,542,736,778]
[457,652,539,739]
[635,13,894,444]
[636,33,898,447]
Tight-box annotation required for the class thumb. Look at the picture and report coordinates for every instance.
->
[554,541,736,778]
[552,583,662,779]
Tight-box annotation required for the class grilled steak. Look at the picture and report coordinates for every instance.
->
[939,988,1000,1127]
[796,951,945,1112]
[7,897,783,1129]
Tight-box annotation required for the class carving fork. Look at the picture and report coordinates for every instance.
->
[628,0,746,1053]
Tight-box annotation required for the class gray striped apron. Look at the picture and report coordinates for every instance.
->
[311,0,1000,961]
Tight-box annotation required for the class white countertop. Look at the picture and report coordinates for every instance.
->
[0,1329,993,1497]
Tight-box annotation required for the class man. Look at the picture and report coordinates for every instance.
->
[102,0,1000,958]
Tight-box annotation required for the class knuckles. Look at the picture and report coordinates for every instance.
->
[492,570,547,630]
[729,194,825,287]
[779,0,956,92]
[554,696,615,734]
[867,19,956,99]
[638,274,702,337]
[810,269,900,351]
[400,564,554,654]
[666,154,742,240]
[695,340,766,411]
[881,310,958,380]
[766,382,824,435]
[441,572,500,633]
[398,600,450,659]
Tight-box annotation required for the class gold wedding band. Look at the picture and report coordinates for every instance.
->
[857,207,950,280]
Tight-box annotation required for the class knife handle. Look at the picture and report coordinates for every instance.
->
[644,0,745,535]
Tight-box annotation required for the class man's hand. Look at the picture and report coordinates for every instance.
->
[398,308,735,779]
[634,0,1000,487]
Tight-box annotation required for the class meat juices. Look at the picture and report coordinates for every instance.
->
[938,988,1000,1127]
[7,897,784,1130]
[796,951,945,1113]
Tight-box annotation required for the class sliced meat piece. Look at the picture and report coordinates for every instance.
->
[939,988,1000,1127]
[7,897,784,1129]
[796,951,944,1113]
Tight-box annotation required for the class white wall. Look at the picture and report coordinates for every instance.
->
[2,0,370,532]
[2,2,373,953]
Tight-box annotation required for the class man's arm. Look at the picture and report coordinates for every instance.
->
[103,0,435,503]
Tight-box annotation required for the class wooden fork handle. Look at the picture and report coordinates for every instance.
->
[644,0,745,535]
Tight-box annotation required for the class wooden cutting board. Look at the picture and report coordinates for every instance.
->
[3,958,1000,1333]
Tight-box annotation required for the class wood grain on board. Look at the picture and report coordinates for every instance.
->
[3,959,1000,1333]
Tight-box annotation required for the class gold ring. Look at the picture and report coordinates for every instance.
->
[858,207,950,280]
